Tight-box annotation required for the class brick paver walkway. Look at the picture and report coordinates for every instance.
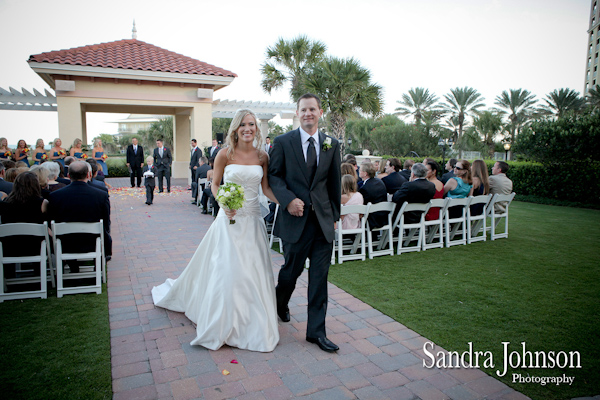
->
[106,177,528,400]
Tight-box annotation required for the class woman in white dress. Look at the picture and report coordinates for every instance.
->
[152,109,280,352]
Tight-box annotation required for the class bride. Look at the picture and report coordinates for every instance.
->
[152,109,280,352]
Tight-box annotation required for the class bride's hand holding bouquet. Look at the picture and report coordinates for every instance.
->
[216,182,245,225]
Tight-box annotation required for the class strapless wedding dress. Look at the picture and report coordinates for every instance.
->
[152,164,279,352]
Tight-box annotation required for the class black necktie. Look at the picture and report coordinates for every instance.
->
[307,137,317,183]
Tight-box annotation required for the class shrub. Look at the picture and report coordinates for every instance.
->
[105,157,129,177]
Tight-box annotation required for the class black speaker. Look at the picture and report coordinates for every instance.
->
[216,132,224,144]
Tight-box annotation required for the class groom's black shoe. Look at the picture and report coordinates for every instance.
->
[306,336,339,352]
[277,308,290,323]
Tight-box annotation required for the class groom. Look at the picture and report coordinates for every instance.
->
[268,93,341,352]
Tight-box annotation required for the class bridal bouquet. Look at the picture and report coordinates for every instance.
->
[216,182,245,225]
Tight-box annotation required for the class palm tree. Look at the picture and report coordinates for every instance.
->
[472,111,504,159]
[586,84,600,111]
[260,36,327,101]
[494,88,537,145]
[442,87,486,157]
[541,88,585,118]
[394,87,441,125]
[304,57,383,153]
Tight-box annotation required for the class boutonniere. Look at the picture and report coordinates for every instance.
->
[322,137,332,151]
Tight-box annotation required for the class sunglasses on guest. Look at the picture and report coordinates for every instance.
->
[454,166,464,170]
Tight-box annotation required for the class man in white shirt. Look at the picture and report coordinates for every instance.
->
[489,161,513,213]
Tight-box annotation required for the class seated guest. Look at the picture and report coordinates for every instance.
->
[192,156,211,204]
[399,159,414,181]
[425,161,445,221]
[489,161,513,213]
[5,168,20,183]
[0,162,14,195]
[200,158,219,215]
[15,161,29,169]
[42,161,67,193]
[358,162,388,229]
[340,163,356,179]
[48,161,112,272]
[86,159,108,193]
[381,157,407,194]
[470,159,490,216]
[28,165,51,199]
[58,157,73,185]
[340,174,364,229]
[1,159,16,170]
[440,158,457,184]
[392,163,435,224]
[375,159,388,179]
[444,159,473,218]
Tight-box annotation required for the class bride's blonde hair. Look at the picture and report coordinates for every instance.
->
[225,109,263,160]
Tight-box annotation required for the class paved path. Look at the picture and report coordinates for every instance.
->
[106,178,528,400]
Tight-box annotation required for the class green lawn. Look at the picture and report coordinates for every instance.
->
[0,286,111,400]
[328,201,600,400]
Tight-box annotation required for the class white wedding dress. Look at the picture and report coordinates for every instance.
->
[152,164,279,352]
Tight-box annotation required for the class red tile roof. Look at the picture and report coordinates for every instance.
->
[28,39,237,78]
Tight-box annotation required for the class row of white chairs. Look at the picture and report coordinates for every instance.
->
[331,193,516,264]
[0,220,106,302]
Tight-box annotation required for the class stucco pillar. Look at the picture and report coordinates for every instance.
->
[57,96,86,149]
[293,115,300,130]
[190,102,213,156]
[173,112,191,180]
[259,119,269,140]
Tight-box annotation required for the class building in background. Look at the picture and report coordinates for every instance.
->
[585,0,600,93]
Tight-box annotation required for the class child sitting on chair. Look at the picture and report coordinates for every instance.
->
[143,156,156,205]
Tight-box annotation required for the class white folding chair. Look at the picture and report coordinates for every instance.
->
[392,202,430,254]
[366,202,396,259]
[0,222,50,302]
[444,197,471,247]
[268,204,282,250]
[195,178,207,206]
[331,204,369,264]
[467,194,492,244]
[52,220,105,298]
[488,193,516,240]
[423,198,450,250]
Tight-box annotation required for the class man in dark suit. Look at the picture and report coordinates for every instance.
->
[86,159,109,193]
[153,138,172,193]
[264,137,273,153]
[126,137,144,188]
[48,161,112,272]
[0,162,13,195]
[191,156,211,204]
[358,162,388,229]
[399,159,414,181]
[441,158,457,184]
[381,157,407,194]
[209,139,221,159]
[392,163,436,224]
[269,93,341,353]
[189,139,202,183]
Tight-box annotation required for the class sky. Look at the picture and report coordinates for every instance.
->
[0,0,592,146]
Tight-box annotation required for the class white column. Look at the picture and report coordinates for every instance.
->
[260,119,269,140]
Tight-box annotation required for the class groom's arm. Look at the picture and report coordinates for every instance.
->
[268,137,297,211]
[328,139,342,222]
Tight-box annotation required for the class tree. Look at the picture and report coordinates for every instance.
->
[494,88,537,146]
[304,57,383,153]
[394,87,441,125]
[442,87,485,157]
[540,88,585,119]
[470,111,504,159]
[92,133,118,153]
[260,36,327,100]
[137,117,173,150]
[586,84,600,112]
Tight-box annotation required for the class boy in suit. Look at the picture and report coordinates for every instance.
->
[143,156,156,205]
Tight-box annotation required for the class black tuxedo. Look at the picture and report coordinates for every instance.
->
[399,169,411,181]
[359,177,388,229]
[441,170,455,184]
[381,171,407,194]
[153,147,172,192]
[269,129,341,339]
[190,147,202,181]
[392,178,436,224]
[126,144,144,187]
[209,146,221,158]
[143,165,156,204]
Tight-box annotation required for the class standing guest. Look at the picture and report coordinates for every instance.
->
[392,163,436,224]
[399,159,414,181]
[340,174,364,229]
[425,161,445,221]
[126,137,144,188]
[0,162,14,194]
[143,156,156,205]
[41,161,66,193]
[441,158,457,184]
[49,138,66,167]
[358,161,388,230]
[154,138,172,193]
[189,139,202,184]
[264,137,273,153]
[470,160,490,216]
[14,140,31,167]
[444,159,473,218]
[32,139,47,165]
[489,161,513,213]
[269,93,342,353]
[92,139,108,175]
[70,138,86,160]
[0,137,10,160]
[209,139,221,158]
[381,157,407,194]
[48,161,112,272]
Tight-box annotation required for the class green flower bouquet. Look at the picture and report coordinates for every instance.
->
[216,182,245,224]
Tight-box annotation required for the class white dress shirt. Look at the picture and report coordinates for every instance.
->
[299,127,320,166]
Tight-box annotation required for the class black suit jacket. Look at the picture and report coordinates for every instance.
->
[0,178,13,195]
[441,170,455,184]
[392,178,436,224]
[48,181,111,254]
[153,147,172,169]
[381,171,407,194]
[399,169,411,181]
[143,165,156,187]
[196,164,210,180]
[359,177,388,229]
[190,147,201,170]
[209,146,221,158]
[126,144,144,167]
[268,129,341,244]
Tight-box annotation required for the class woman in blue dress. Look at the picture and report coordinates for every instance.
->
[32,139,47,165]
[0,137,10,160]
[14,139,31,167]
[49,138,66,168]
[70,138,85,160]
[444,159,473,218]
[92,138,108,175]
